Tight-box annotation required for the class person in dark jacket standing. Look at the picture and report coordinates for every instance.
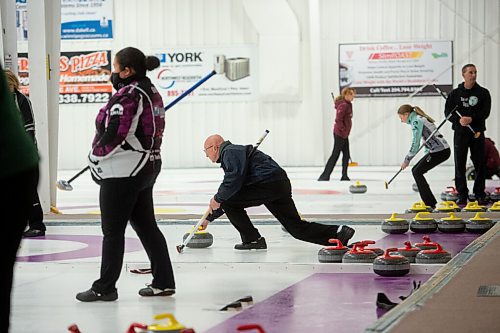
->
[0,65,40,332]
[201,134,355,250]
[445,64,491,205]
[4,69,46,237]
[76,47,175,302]
[318,87,356,181]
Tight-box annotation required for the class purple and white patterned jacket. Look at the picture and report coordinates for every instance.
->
[88,77,165,179]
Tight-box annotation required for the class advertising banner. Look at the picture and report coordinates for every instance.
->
[150,46,257,103]
[19,50,112,104]
[339,41,453,97]
[16,0,113,41]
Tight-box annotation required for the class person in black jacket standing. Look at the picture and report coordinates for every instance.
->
[4,69,46,237]
[444,64,491,205]
[201,134,355,250]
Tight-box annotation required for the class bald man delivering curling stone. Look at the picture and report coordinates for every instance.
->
[201,134,355,250]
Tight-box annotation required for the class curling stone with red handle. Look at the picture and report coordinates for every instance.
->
[373,248,410,277]
[237,324,266,333]
[440,186,459,201]
[415,242,451,264]
[342,241,378,263]
[490,187,500,202]
[395,241,420,263]
[381,213,409,234]
[318,239,349,263]
[410,212,437,233]
[438,212,466,233]
[415,235,437,250]
[466,212,493,234]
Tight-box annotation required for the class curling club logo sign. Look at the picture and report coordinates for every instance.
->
[468,96,478,106]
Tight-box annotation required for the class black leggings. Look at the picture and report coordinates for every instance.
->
[221,179,339,246]
[320,134,350,180]
[92,163,175,293]
[412,148,451,207]
[1,166,39,332]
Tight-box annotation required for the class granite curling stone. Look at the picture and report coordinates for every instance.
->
[349,181,367,194]
[381,213,409,234]
[373,248,410,277]
[342,241,378,263]
[437,212,466,233]
[415,242,451,264]
[318,239,349,263]
[465,212,493,234]
[395,241,420,263]
[410,212,438,233]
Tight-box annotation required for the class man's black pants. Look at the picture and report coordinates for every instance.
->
[454,131,486,199]
[221,179,339,246]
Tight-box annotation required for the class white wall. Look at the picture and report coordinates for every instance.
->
[56,0,499,169]
[320,0,499,166]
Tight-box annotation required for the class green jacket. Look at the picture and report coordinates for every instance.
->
[0,66,39,178]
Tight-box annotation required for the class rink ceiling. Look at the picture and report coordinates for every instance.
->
[44,0,499,171]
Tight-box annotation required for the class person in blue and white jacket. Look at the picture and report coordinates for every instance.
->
[398,104,451,209]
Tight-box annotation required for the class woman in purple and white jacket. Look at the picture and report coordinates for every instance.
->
[77,47,175,302]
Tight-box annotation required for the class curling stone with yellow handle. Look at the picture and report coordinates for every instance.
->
[182,226,213,249]
[405,201,433,213]
[462,201,486,212]
[381,213,409,234]
[465,212,493,234]
[488,201,500,212]
[434,201,461,213]
[437,212,466,233]
[410,212,437,233]
[349,181,367,194]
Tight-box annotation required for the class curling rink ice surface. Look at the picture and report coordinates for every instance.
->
[11,166,499,333]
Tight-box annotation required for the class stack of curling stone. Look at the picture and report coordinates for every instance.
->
[465,212,493,234]
[437,212,466,233]
[349,181,367,194]
[342,241,378,263]
[381,213,409,234]
[415,235,437,250]
[490,187,500,202]
[412,183,419,192]
[489,201,500,212]
[463,201,487,212]
[405,201,433,213]
[318,239,349,263]
[410,212,437,233]
[415,242,451,264]
[395,241,420,263]
[182,226,214,248]
[440,186,459,201]
[434,201,461,213]
[373,248,410,277]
